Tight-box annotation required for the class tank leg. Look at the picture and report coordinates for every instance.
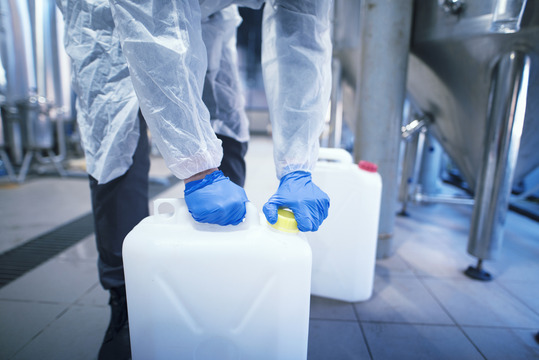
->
[397,136,415,217]
[0,149,16,182]
[464,258,492,281]
[398,116,427,217]
[397,135,417,217]
[466,51,531,272]
[16,151,33,183]
[397,202,410,217]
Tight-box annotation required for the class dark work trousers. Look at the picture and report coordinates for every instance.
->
[216,133,248,187]
[89,115,150,290]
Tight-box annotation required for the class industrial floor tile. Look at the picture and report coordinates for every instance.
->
[373,253,416,278]
[497,279,539,313]
[421,278,539,328]
[362,322,484,360]
[309,296,358,321]
[307,319,369,360]
[461,326,539,360]
[353,276,454,325]
[74,282,109,307]
[9,305,108,360]
[392,208,478,279]
[0,300,69,360]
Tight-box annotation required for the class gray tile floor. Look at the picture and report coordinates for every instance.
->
[1,135,538,360]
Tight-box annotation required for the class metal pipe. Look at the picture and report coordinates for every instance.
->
[21,0,52,152]
[401,115,429,140]
[491,0,528,33]
[32,0,68,164]
[2,105,23,165]
[398,133,419,204]
[0,96,5,147]
[419,132,444,196]
[327,57,343,148]
[411,127,427,199]
[513,181,539,200]
[399,120,474,208]
[352,0,414,258]
[397,100,416,213]
[0,94,16,181]
[0,149,16,180]
[397,130,424,215]
[413,192,474,206]
[16,150,33,183]
[467,51,530,260]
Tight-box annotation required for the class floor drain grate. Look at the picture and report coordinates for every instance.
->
[0,176,180,289]
[0,214,95,288]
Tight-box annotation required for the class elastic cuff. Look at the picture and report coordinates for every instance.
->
[168,145,223,180]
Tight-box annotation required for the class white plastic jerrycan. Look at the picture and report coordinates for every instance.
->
[308,147,382,302]
[122,199,312,360]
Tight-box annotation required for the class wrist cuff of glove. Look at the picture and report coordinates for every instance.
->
[280,170,312,184]
[184,170,226,195]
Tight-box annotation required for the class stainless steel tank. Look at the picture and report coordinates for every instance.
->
[331,0,538,272]
[408,0,539,189]
[333,1,538,186]
[0,0,71,179]
[0,0,36,164]
[409,0,538,276]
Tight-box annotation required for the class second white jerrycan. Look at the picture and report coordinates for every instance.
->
[122,198,312,360]
[308,147,382,302]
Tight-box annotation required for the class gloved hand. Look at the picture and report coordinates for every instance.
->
[184,170,248,226]
[263,171,330,232]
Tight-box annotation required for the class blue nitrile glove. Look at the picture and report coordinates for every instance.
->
[184,170,248,226]
[263,171,330,232]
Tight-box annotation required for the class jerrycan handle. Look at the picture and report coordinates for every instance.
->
[153,198,191,224]
[317,147,353,164]
[153,198,260,229]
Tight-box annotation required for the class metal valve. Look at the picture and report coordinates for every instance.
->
[440,0,465,15]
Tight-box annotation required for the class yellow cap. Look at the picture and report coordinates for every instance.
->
[269,208,299,233]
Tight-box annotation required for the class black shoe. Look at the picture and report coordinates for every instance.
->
[98,286,131,360]
[535,331,539,345]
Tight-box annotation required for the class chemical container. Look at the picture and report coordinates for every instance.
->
[122,198,312,360]
[308,147,382,302]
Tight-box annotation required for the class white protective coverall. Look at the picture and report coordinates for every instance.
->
[57,0,332,184]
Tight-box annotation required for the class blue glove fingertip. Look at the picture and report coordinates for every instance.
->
[295,213,317,232]
[263,203,279,225]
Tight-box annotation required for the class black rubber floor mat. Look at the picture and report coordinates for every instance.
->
[0,214,94,288]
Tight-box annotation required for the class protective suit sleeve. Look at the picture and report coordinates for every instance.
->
[57,0,141,184]
[263,171,330,232]
[108,0,223,180]
[202,6,250,143]
[262,0,333,179]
